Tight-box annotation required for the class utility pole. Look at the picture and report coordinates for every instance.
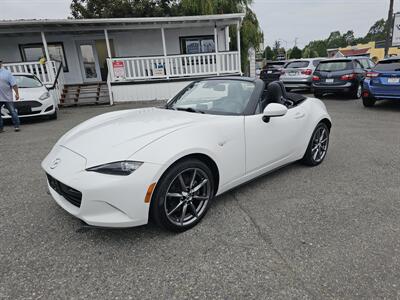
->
[385,0,395,57]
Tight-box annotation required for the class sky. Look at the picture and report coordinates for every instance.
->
[0,0,398,48]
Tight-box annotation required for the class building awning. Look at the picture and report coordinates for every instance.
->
[339,48,370,57]
[0,14,244,35]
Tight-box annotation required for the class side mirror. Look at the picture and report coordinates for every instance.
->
[262,103,288,123]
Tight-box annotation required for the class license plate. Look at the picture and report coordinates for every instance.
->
[267,71,272,74]
[325,79,334,83]
[388,77,400,84]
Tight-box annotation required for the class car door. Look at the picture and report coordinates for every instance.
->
[244,102,308,176]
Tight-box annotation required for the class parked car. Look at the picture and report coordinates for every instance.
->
[348,56,375,71]
[362,56,400,107]
[260,60,287,85]
[42,77,332,232]
[280,58,324,91]
[312,58,370,99]
[0,73,58,120]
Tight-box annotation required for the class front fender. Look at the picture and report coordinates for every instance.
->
[130,116,246,192]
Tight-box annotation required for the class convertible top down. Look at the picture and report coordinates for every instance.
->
[42,77,332,231]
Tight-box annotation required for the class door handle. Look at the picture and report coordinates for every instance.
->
[294,112,305,119]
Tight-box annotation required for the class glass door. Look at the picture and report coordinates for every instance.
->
[77,41,102,82]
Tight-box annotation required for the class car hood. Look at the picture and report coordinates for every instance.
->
[58,107,216,167]
[17,86,47,101]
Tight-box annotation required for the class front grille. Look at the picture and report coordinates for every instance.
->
[14,101,42,108]
[46,174,82,207]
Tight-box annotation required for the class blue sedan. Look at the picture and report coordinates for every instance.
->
[362,57,400,107]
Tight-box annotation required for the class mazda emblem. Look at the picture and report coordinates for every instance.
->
[50,158,61,169]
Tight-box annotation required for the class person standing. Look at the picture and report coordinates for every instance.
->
[0,60,20,132]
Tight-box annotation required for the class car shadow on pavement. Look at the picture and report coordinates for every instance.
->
[369,100,400,111]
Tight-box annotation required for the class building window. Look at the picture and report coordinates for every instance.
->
[19,43,68,72]
[180,36,215,54]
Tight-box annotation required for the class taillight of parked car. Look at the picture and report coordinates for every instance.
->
[301,69,313,75]
[340,73,357,81]
[312,75,320,81]
[366,72,379,78]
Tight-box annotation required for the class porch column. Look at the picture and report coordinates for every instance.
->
[41,31,54,83]
[225,26,230,51]
[236,21,242,74]
[104,29,112,58]
[161,26,170,79]
[104,29,114,105]
[41,32,50,62]
[214,25,220,75]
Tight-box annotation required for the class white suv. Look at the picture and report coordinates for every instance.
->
[280,58,324,91]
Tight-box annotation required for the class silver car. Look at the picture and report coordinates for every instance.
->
[280,58,324,91]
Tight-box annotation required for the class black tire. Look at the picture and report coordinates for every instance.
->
[362,97,376,107]
[314,92,323,98]
[150,158,215,232]
[48,109,58,120]
[302,122,330,166]
[349,82,362,99]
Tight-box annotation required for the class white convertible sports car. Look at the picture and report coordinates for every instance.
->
[42,77,331,231]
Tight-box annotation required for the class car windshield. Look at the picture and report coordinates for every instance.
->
[316,61,352,72]
[15,75,43,88]
[374,60,400,72]
[286,61,309,68]
[167,80,255,115]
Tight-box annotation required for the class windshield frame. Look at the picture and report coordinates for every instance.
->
[166,78,264,116]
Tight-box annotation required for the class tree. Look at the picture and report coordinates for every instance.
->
[364,19,387,42]
[71,0,179,18]
[343,30,355,45]
[302,47,319,58]
[263,46,275,60]
[289,46,302,59]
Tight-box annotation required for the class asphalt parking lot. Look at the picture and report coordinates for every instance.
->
[1,96,399,299]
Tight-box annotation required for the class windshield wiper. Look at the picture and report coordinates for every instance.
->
[175,107,205,114]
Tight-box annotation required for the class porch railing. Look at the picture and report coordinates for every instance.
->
[3,60,65,104]
[108,51,240,82]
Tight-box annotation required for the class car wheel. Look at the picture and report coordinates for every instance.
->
[314,92,323,98]
[150,159,214,232]
[362,97,376,107]
[302,122,330,166]
[350,83,362,99]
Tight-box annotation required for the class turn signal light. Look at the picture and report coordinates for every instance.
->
[144,183,157,203]
[340,73,357,80]
[362,91,369,98]
[312,75,320,81]
[366,72,379,78]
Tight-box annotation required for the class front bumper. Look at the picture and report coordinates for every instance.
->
[1,98,55,119]
[42,145,162,228]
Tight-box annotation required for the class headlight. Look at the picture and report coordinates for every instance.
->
[86,161,143,176]
[39,92,50,100]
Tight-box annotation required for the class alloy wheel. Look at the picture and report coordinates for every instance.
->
[356,84,362,98]
[311,126,329,163]
[164,168,211,227]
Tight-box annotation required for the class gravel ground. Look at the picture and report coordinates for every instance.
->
[1,96,399,299]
